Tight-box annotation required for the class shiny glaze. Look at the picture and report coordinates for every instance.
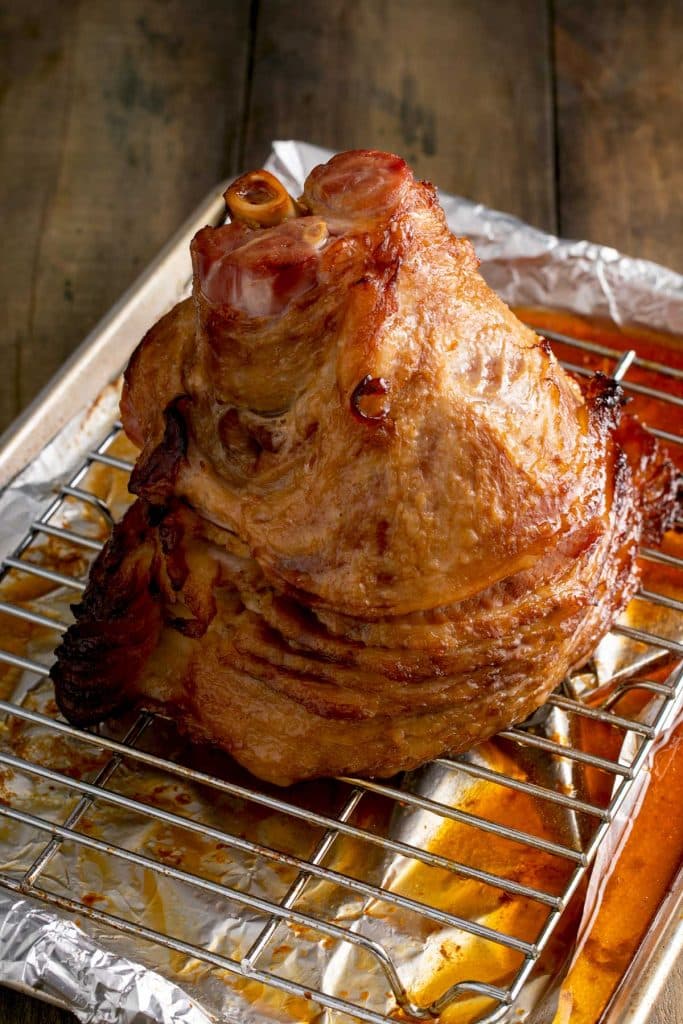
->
[52,152,677,785]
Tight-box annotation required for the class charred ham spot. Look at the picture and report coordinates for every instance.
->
[167,616,208,639]
[591,372,627,411]
[159,518,183,556]
[617,414,681,544]
[52,586,162,723]
[376,519,390,554]
[538,336,552,356]
[351,375,391,423]
[584,372,628,436]
[159,525,189,592]
[146,503,169,528]
[130,397,189,500]
[51,499,165,725]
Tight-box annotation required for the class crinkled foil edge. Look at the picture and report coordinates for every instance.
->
[0,893,211,1023]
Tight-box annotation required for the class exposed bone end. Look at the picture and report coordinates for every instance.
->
[225,170,300,228]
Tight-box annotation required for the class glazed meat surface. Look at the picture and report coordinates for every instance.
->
[52,150,678,784]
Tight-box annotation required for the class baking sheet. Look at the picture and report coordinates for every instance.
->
[0,140,681,1024]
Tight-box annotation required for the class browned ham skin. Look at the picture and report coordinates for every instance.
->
[51,150,678,785]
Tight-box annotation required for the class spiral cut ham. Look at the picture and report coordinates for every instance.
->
[51,150,679,785]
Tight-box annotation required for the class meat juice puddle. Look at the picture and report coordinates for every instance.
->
[518,309,683,1023]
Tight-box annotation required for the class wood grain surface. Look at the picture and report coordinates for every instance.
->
[1,0,250,428]
[554,0,683,264]
[245,0,556,225]
[0,1,681,1022]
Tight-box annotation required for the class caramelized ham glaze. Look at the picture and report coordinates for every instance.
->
[52,150,679,785]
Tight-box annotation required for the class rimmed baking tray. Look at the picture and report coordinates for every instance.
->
[0,144,681,1024]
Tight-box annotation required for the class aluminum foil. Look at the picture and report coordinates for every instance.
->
[0,140,681,1024]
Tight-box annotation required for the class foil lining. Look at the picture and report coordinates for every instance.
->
[0,140,681,1024]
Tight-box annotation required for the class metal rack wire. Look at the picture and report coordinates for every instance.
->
[0,327,681,1024]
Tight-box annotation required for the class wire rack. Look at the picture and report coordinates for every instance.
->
[0,325,681,1024]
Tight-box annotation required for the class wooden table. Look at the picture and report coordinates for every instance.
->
[0,1,681,1021]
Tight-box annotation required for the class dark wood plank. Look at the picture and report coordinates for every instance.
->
[0,0,252,433]
[245,0,555,228]
[0,986,73,1024]
[0,2,79,434]
[554,0,683,270]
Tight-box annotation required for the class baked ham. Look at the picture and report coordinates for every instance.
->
[51,150,678,785]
